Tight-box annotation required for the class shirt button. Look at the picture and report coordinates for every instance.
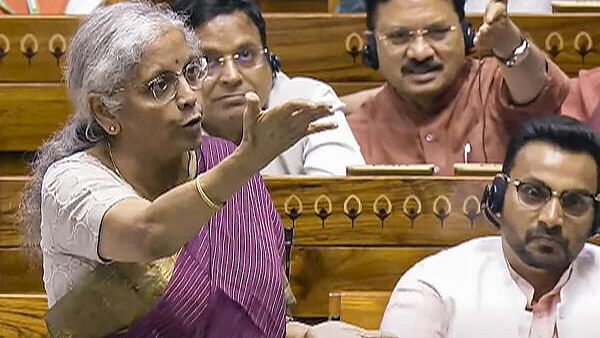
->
[433,165,440,174]
[425,133,434,142]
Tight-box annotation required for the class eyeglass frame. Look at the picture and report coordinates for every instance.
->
[506,175,600,217]
[112,56,209,104]
[374,25,458,48]
[204,47,270,77]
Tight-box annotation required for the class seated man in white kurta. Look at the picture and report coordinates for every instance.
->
[381,116,600,338]
[174,0,365,176]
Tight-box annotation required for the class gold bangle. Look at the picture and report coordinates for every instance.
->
[195,176,224,210]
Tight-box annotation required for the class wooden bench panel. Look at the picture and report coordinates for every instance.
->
[258,0,330,12]
[5,176,600,248]
[2,176,501,248]
[0,82,379,153]
[0,152,32,176]
[267,177,499,246]
[0,294,48,337]
[1,15,599,83]
[0,177,27,249]
[328,291,391,329]
[0,245,433,318]
[0,84,70,152]
[290,246,438,317]
[0,249,43,293]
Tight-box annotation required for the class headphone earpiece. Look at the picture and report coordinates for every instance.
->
[268,52,281,77]
[481,174,508,229]
[362,32,379,70]
[460,19,476,52]
[593,203,600,236]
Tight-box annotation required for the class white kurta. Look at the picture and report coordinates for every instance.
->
[381,236,600,338]
[260,72,365,176]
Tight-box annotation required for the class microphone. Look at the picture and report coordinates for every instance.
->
[463,142,472,164]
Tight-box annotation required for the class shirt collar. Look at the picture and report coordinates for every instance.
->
[505,259,573,308]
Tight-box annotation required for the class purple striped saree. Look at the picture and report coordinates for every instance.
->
[124,137,286,337]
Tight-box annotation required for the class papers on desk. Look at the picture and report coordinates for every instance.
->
[346,163,503,176]
[346,164,435,176]
[0,0,103,15]
[552,1,600,12]
[65,0,103,14]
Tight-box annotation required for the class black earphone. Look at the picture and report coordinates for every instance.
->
[481,174,600,235]
[362,18,476,70]
[267,50,281,78]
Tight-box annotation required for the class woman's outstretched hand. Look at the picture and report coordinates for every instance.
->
[239,91,338,169]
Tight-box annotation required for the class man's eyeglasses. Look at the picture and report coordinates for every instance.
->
[508,176,600,217]
[205,47,268,76]
[144,57,208,104]
[376,25,457,47]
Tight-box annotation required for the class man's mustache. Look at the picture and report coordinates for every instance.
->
[525,224,568,249]
[401,60,444,74]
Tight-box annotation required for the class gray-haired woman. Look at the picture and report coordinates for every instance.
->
[18,2,335,337]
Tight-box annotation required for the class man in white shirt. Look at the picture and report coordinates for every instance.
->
[173,0,365,176]
[380,115,600,338]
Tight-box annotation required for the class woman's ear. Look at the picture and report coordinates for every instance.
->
[89,93,121,135]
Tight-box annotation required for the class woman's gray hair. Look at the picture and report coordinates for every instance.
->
[18,1,199,262]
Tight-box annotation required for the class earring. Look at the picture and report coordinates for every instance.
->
[108,125,116,133]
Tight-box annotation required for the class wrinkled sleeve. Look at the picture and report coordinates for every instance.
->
[302,82,366,176]
[41,158,138,262]
[380,263,451,338]
[492,58,569,124]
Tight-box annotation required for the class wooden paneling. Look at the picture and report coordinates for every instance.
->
[2,176,502,248]
[0,250,43,293]
[0,82,378,153]
[0,84,70,152]
[329,291,391,329]
[267,177,499,246]
[0,294,47,337]
[4,176,600,249]
[3,176,600,318]
[290,246,438,317]
[0,17,76,82]
[0,152,31,175]
[0,245,434,318]
[1,15,599,83]
[258,0,329,12]
[0,177,27,249]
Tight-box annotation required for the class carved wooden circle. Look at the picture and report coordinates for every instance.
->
[402,194,422,216]
[313,194,333,215]
[373,194,392,215]
[343,194,363,216]
[284,194,303,216]
[20,33,39,54]
[574,31,593,53]
[345,32,364,54]
[544,32,564,53]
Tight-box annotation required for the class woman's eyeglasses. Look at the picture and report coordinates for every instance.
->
[144,56,208,104]
[509,177,600,217]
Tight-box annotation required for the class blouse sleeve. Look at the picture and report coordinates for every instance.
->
[41,155,138,263]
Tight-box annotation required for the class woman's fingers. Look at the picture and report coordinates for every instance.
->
[306,122,338,134]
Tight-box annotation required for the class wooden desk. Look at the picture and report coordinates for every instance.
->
[0,175,498,319]
[3,175,600,320]
[1,14,600,158]
[553,1,600,13]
